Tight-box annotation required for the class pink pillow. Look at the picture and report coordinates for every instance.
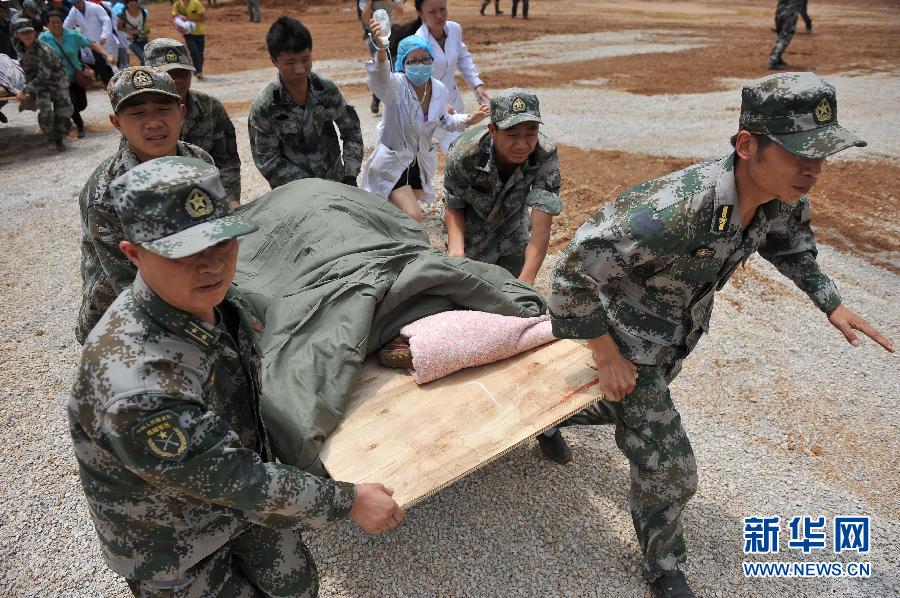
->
[400,310,556,384]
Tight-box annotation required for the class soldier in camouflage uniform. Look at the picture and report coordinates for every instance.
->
[11,17,72,151]
[545,72,894,598]
[76,66,213,345]
[142,38,242,207]
[769,0,803,70]
[249,17,363,189]
[443,88,561,286]
[70,156,404,596]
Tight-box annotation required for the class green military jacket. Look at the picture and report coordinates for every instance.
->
[14,38,67,95]
[69,274,356,582]
[182,90,241,203]
[549,154,841,365]
[248,73,363,189]
[443,125,562,264]
[76,141,213,345]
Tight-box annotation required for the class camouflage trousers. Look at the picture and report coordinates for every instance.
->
[559,361,698,582]
[127,525,319,598]
[34,86,73,143]
[769,10,799,66]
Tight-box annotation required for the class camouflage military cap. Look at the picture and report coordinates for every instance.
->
[107,66,182,112]
[738,72,866,158]
[111,157,257,259]
[490,88,542,130]
[22,0,39,12]
[11,17,35,33]
[144,38,195,73]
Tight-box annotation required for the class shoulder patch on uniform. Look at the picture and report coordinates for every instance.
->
[184,321,215,347]
[713,204,732,232]
[133,411,189,460]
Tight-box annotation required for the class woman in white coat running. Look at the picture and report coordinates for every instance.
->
[363,24,487,223]
[411,0,489,152]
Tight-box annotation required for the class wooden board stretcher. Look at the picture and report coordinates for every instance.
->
[319,339,601,509]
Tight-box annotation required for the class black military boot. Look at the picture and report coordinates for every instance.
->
[536,429,572,464]
[651,570,695,598]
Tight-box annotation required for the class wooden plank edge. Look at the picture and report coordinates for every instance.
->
[395,393,601,510]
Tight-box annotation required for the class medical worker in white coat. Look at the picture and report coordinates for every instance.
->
[363,24,488,223]
[64,0,118,84]
[412,0,488,152]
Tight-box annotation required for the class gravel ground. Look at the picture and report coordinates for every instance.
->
[1,30,898,598]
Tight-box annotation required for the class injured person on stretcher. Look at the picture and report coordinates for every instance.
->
[235,179,601,504]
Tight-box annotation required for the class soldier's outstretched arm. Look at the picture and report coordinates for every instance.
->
[827,304,894,352]
[758,197,842,313]
[102,393,386,531]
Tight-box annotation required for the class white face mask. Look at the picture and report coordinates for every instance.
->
[405,64,432,86]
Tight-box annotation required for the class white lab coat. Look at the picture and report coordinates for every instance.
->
[362,58,468,203]
[64,2,117,64]
[415,20,483,151]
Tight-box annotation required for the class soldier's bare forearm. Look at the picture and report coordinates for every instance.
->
[444,207,466,256]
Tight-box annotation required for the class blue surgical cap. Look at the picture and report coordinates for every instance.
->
[394,35,433,73]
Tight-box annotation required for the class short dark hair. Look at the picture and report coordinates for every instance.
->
[116,93,181,114]
[266,16,312,59]
[46,10,63,21]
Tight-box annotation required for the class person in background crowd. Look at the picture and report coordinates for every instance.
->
[800,0,812,32]
[117,0,148,64]
[356,0,403,114]
[63,0,116,84]
[144,37,241,206]
[11,0,43,36]
[479,0,502,16]
[411,0,489,151]
[362,23,487,222]
[40,9,112,137]
[769,0,802,70]
[171,0,205,79]
[0,50,26,123]
[249,17,363,189]
[12,16,72,150]
[1,0,17,59]
[511,0,527,19]
[246,0,260,23]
